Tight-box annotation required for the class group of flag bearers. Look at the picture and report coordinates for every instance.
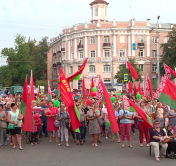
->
[19,59,176,161]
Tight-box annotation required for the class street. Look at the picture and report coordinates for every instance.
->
[0,131,175,166]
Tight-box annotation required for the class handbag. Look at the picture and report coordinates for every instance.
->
[8,123,15,130]
[1,123,7,129]
[64,120,69,129]
[54,120,60,128]
[97,118,104,127]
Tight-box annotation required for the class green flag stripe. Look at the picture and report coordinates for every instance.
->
[146,114,153,126]
[130,106,136,112]
[20,100,26,117]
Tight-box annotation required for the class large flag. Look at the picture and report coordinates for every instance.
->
[164,63,176,79]
[134,83,137,99]
[138,80,141,92]
[60,67,81,131]
[29,70,35,101]
[82,75,86,100]
[144,74,153,99]
[21,77,33,132]
[126,60,138,81]
[48,80,52,102]
[154,76,176,110]
[90,76,94,96]
[67,58,88,82]
[123,95,153,128]
[37,85,40,102]
[96,76,104,101]
[128,81,133,93]
[100,81,119,134]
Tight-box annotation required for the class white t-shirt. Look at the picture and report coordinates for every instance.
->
[102,108,108,118]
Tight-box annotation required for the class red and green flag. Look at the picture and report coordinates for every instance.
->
[90,76,94,96]
[164,63,176,79]
[134,83,137,99]
[29,70,35,102]
[144,74,153,99]
[128,81,133,93]
[154,76,176,110]
[58,75,61,100]
[82,75,86,100]
[37,85,40,102]
[123,95,153,128]
[126,60,138,81]
[48,80,52,102]
[21,76,34,132]
[138,80,141,92]
[100,81,119,134]
[67,58,88,82]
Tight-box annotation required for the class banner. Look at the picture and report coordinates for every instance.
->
[96,76,104,101]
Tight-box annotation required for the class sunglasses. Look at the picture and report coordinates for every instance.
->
[154,122,160,125]
[76,105,79,106]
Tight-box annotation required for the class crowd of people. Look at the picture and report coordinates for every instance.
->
[0,92,176,162]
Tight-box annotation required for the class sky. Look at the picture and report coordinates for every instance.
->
[0,0,175,66]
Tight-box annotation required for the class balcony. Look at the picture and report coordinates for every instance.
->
[75,58,84,63]
[77,44,83,51]
[53,63,57,67]
[57,62,61,66]
[53,53,56,56]
[61,48,65,52]
[88,57,96,62]
[101,57,112,62]
[57,51,61,54]
[138,43,145,48]
[103,43,111,49]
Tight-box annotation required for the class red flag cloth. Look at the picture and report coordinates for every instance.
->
[138,80,141,92]
[164,63,176,79]
[101,81,119,134]
[60,67,81,130]
[90,76,94,96]
[144,74,153,99]
[29,70,35,101]
[126,60,138,80]
[67,58,88,82]
[128,81,133,93]
[96,76,104,101]
[134,83,137,99]
[82,75,86,100]
[22,77,34,133]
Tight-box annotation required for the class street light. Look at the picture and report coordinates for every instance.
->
[156,15,160,87]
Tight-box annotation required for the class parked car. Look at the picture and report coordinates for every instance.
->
[0,91,7,98]
[8,86,23,96]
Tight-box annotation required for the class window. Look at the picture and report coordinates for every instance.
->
[152,36,157,44]
[79,52,83,59]
[89,65,95,73]
[139,64,144,72]
[79,38,83,45]
[104,50,110,57]
[71,40,74,47]
[62,52,65,60]
[71,53,74,59]
[78,80,82,90]
[95,8,98,16]
[164,37,169,43]
[78,65,81,70]
[69,66,73,74]
[103,65,111,72]
[104,36,110,43]
[138,36,144,43]
[120,36,125,43]
[90,37,95,44]
[152,64,157,72]
[152,50,157,58]
[62,42,65,48]
[119,49,126,57]
[138,49,144,57]
[90,51,96,58]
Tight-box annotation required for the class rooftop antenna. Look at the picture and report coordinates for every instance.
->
[130,6,134,19]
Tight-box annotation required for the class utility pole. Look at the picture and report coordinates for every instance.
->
[156,15,160,87]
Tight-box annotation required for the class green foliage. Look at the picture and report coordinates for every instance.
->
[0,35,49,86]
[114,58,142,83]
[152,79,157,90]
[35,79,48,91]
[160,28,176,76]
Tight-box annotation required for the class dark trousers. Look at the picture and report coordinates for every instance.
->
[40,116,48,137]
[76,121,85,141]
[70,125,75,139]
[167,141,176,154]
[31,132,37,143]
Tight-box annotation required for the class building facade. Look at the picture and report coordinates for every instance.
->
[47,0,173,90]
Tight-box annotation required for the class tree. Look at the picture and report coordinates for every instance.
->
[114,58,142,83]
[160,28,176,76]
[36,79,48,93]
[0,35,49,86]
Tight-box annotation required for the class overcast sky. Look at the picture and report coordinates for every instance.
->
[0,0,175,66]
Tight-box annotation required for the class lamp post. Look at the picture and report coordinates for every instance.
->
[156,15,160,87]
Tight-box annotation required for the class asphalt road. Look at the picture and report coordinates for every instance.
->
[0,131,176,166]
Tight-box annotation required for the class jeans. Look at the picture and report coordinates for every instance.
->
[0,128,6,145]
[40,116,48,137]
[131,124,135,134]
[76,121,85,141]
